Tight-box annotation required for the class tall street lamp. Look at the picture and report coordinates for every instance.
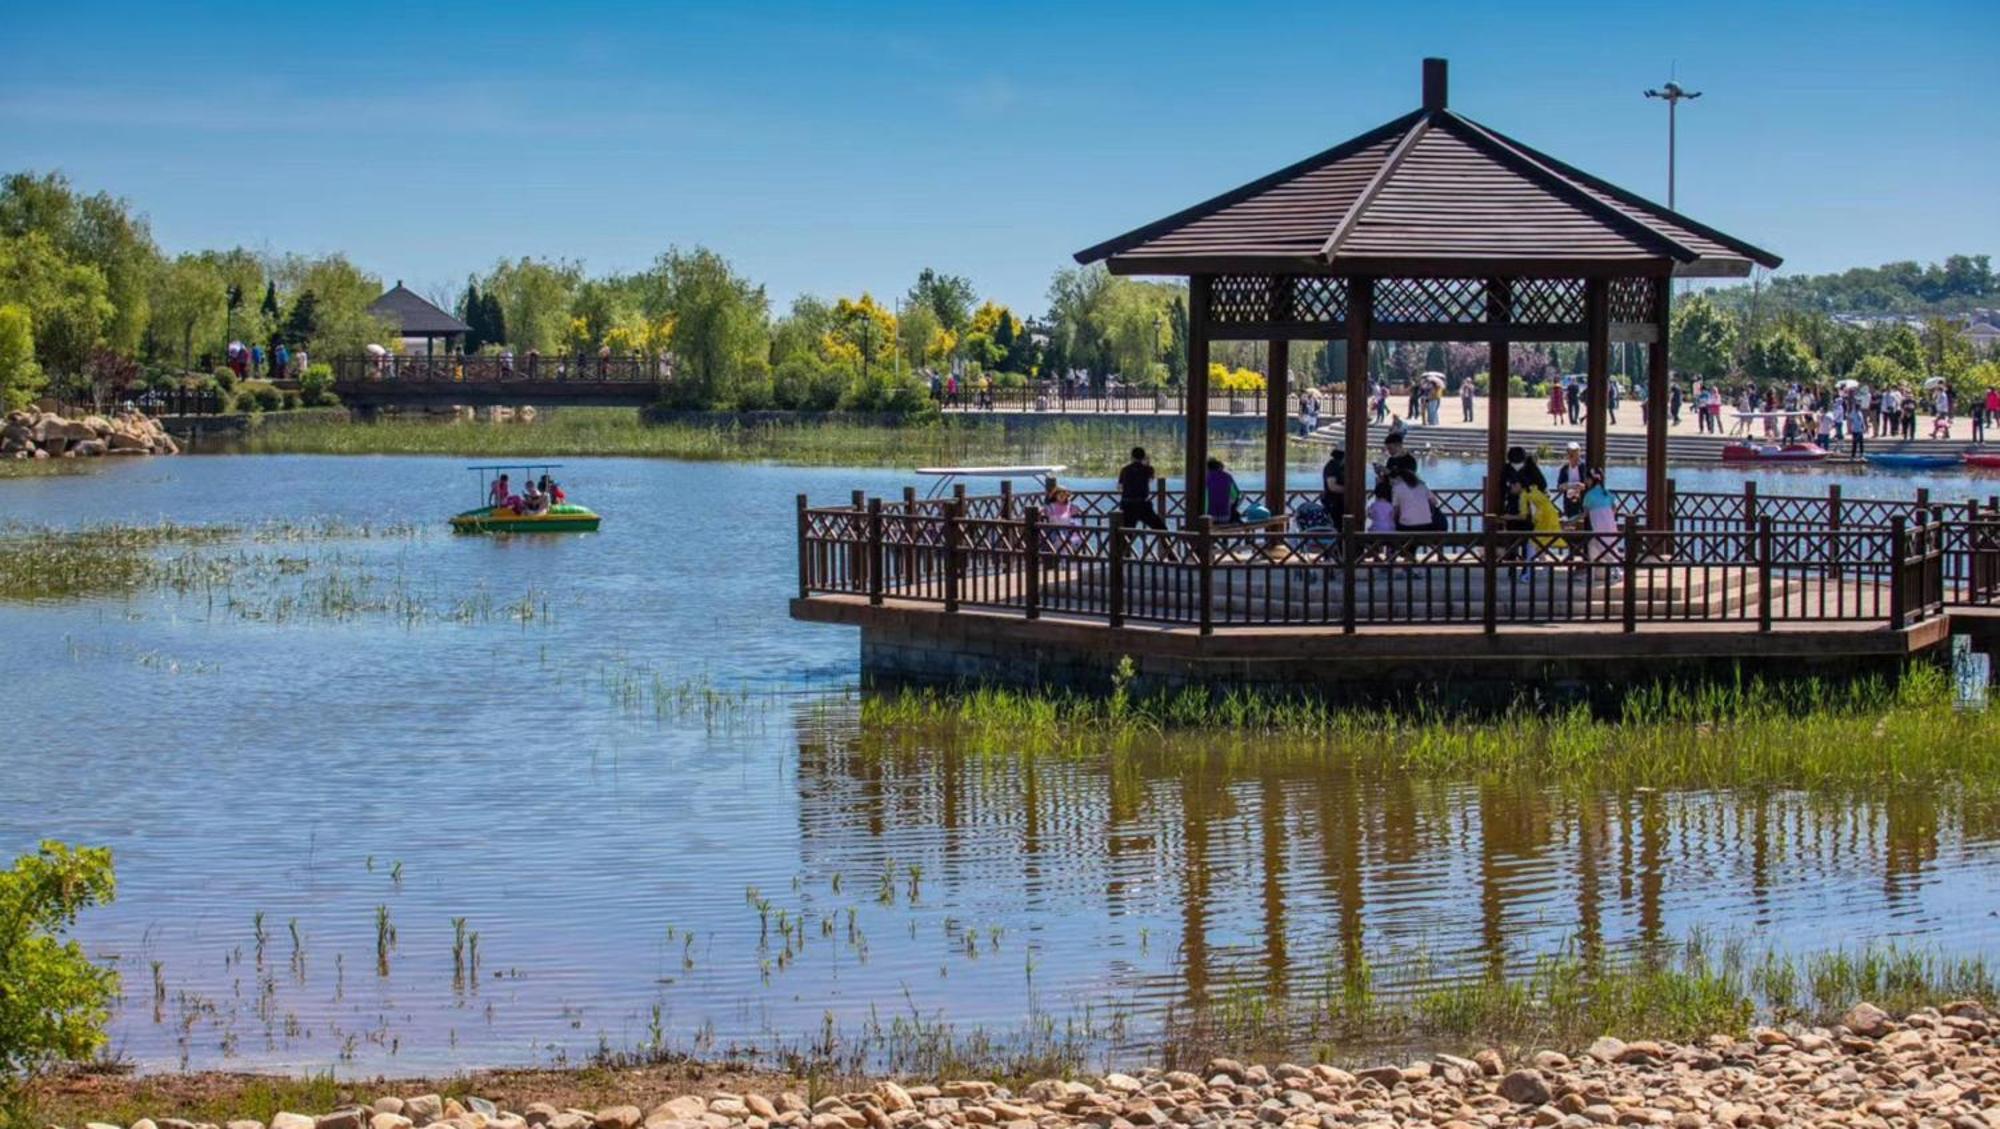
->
[1643,80,1701,211]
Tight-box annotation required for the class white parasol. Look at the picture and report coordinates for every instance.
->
[365,343,389,357]
[1836,379,1859,391]
[1420,371,1447,388]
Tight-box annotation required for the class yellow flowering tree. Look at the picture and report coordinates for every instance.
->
[820,294,899,370]
[1210,362,1266,392]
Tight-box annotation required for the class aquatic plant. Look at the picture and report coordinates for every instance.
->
[854,665,2000,793]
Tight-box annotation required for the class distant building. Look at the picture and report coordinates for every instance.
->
[366,282,470,356]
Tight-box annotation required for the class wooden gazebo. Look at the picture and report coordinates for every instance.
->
[367,281,471,357]
[1072,59,1781,530]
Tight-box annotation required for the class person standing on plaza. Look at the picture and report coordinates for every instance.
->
[1460,375,1476,423]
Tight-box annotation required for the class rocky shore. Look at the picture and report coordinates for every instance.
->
[2,408,180,458]
[34,1002,2000,1129]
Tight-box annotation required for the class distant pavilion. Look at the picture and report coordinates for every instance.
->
[367,282,471,357]
[1072,58,1782,530]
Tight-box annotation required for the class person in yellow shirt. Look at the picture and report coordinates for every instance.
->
[1519,482,1564,580]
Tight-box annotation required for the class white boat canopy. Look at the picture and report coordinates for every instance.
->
[915,465,1068,499]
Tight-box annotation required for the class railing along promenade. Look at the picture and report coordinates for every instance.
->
[331,355,671,384]
[800,484,2000,635]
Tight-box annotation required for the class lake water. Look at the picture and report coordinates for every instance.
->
[3,454,1999,1077]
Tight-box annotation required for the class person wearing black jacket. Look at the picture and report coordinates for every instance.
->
[1116,447,1166,530]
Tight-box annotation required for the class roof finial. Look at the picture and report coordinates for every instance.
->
[1422,58,1448,112]
[396,279,404,288]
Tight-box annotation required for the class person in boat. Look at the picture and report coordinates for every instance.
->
[518,479,545,515]
[1204,457,1241,524]
[490,473,511,508]
[538,473,564,506]
[1117,447,1166,531]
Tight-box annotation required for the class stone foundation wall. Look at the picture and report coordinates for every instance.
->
[858,623,1924,710]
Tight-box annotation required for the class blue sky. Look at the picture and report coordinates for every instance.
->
[3,1,1994,314]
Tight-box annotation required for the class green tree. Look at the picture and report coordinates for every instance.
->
[146,255,225,370]
[484,257,580,354]
[0,303,42,409]
[1848,353,1914,391]
[771,295,832,364]
[0,232,114,379]
[1879,323,1926,374]
[648,247,771,407]
[259,280,279,321]
[282,290,320,349]
[0,172,159,356]
[896,302,944,374]
[1745,328,1820,385]
[1669,294,1738,381]
[0,841,118,1078]
[905,268,976,334]
[273,255,392,357]
[457,279,488,352]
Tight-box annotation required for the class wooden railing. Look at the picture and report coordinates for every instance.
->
[331,355,672,384]
[800,489,1991,634]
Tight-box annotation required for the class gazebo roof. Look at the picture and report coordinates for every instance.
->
[367,282,471,336]
[1075,60,1780,280]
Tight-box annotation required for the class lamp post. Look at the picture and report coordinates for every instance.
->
[1643,80,1701,211]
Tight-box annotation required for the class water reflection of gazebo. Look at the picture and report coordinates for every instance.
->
[1072,58,1780,529]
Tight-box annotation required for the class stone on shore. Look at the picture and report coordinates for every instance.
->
[271,1113,316,1129]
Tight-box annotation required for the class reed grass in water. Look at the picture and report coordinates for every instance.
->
[855,664,1998,791]
[223,411,1274,474]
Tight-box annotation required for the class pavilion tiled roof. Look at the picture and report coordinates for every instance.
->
[367,282,471,335]
[1076,63,1780,279]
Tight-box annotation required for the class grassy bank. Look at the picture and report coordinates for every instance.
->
[854,663,1999,792]
[8,937,1992,1128]
[214,411,1273,474]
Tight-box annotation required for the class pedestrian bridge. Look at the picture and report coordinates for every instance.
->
[330,355,671,409]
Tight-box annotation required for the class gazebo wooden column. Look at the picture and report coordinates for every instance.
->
[1186,276,1213,521]
[1265,339,1290,511]
[1584,278,1610,472]
[1646,276,1673,528]
[1484,279,1510,524]
[1343,279,1374,531]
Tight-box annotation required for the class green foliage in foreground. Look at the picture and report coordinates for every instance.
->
[0,842,118,1079]
[222,411,1268,474]
[858,664,1997,792]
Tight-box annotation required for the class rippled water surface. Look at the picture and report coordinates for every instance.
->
[3,454,1998,1076]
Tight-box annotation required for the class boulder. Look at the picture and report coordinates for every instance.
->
[271,1114,316,1129]
[1500,1070,1553,1106]
[1842,1002,1892,1036]
[83,414,113,436]
[107,428,151,450]
[405,1096,445,1125]
[71,437,109,456]
[318,1110,366,1129]
[595,1107,642,1129]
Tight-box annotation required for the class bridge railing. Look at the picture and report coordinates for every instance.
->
[332,355,672,384]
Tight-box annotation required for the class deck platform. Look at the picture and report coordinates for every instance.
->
[794,485,1998,702]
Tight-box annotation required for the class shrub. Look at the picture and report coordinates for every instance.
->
[841,367,935,416]
[1208,363,1266,393]
[0,841,118,1078]
[211,366,237,395]
[298,363,338,407]
[234,380,282,413]
[771,356,849,412]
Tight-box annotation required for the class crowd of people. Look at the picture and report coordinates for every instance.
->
[1091,431,1624,576]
